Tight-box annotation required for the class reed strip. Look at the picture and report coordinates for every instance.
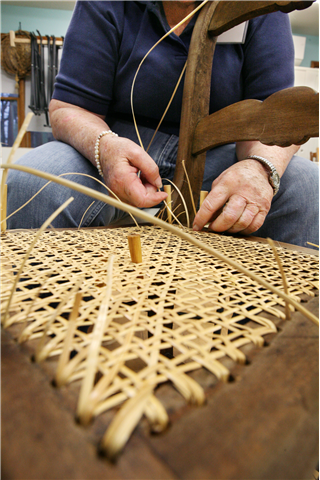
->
[77,254,115,425]
[56,290,83,387]
[78,201,95,229]
[2,172,140,229]
[18,278,50,342]
[130,1,209,150]
[163,185,172,223]
[0,111,34,207]
[163,178,190,228]
[34,277,83,363]
[89,292,151,422]
[182,159,197,217]
[1,184,7,233]
[2,196,74,326]
[307,242,319,249]
[146,61,188,153]
[267,238,291,320]
[100,384,153,461]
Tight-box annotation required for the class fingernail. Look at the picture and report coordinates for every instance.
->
[193,224,200,231]
[155,177,162,189]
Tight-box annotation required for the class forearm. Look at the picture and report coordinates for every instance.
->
[236,141,299,177]
[49,99,110,168]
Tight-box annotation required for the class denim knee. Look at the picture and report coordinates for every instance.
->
[255,155,319,247]
[6,141,118,229]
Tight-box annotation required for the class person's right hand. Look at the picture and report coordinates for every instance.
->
[100,135,167,208]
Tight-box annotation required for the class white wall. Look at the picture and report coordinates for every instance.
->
[294,66,319,161]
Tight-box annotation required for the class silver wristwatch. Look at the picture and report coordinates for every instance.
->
[246,155,280,196]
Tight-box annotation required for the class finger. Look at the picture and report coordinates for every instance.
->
[239,210,268,235]
[130,147,162,189]
[124,173,167,208]
[208,195,247,232]
[193,189,228,231]
[227,203,260,234]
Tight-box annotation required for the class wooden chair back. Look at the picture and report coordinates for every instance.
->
[170,1,319,224]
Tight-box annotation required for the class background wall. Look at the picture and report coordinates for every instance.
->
[1,4,73,36]
[294,34,319,67]
[2,5,319,64]
[1,3,73,137]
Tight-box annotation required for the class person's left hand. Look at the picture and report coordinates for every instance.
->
[193,159,274,234]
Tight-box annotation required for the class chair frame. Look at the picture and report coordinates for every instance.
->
[170,1,319,224]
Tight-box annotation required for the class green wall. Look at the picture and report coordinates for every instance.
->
[294,34,319,68]
[1,4,319,67]
[1,4,73,36]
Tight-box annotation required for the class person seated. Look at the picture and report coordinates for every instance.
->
[7,1,319,248]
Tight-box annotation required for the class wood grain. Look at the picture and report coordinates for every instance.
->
[1,329,119,480]
[171,0,318,225]
[208,1,315,36]
[148,297,319,480]
[170,1,218,225]
[2,296,318,479]
[193,87,319,154]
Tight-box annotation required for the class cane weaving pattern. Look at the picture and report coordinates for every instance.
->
[1,226,318,458]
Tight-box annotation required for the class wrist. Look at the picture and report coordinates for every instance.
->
[244,155,280,196]
[94,130,118,176]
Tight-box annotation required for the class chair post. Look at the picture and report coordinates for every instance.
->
[170,1,219,226]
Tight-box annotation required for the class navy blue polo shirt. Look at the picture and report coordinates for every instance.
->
[53,1,294,135]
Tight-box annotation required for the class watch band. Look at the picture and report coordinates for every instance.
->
[246,155,280,196]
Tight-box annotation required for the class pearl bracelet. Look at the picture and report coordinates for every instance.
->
[94,130,118,177]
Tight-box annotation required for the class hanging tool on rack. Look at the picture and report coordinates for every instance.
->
[29,31,41,115]
[45,35,55,127]
[52,36,58,80]
[28,33,36,114]
[47,36,56,106]
[46,34,52,121]
[28,31,63,126]
[36,30,50,127]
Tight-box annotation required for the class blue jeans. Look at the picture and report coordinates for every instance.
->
[6,120,319,248]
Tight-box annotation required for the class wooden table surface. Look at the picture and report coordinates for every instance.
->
[2,237,319,480]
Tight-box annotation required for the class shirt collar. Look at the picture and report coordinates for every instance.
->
[135,1,198,36]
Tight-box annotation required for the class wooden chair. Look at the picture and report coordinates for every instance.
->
[170,1,319,225]
[310,149,319,162]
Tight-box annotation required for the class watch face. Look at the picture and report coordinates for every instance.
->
[272,172,280,193]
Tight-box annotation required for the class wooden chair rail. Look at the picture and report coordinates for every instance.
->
[208,1,314,36]
[193,87,319,155]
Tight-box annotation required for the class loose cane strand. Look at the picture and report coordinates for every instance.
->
[2,196,74,325]
[130,0,209,150]
[2,172,140,229]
